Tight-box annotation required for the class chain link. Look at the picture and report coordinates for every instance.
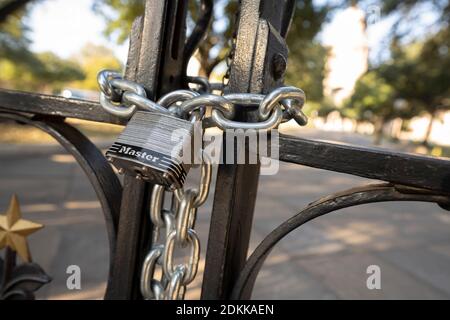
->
[141,151,212,300]
[99,0,306,300]
[98,67,306,300]
[134,91,214,300]
[98,70,308,130]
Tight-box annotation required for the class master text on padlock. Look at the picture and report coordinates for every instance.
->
[117,146,161,163]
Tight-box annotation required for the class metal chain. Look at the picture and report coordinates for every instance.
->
[97,69,306,300]
[141,151,212,300]
[98,70,308,130]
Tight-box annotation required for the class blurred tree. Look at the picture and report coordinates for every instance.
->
[0,0,39,68]
[92,0,235,76]
[285,1,334,103]
[345,27,449,145]
[93,0,336,102]
[0,0,34,23]
[335,0,449,146]
[381,0,449,23]
[0,51,84,92]
[92,0,145,44]
[343,71,397,144]
[377,29,450,145]
[0,0,85,92]
[285,42,327,103]
[195,0,236,76]
[70,43,122,91]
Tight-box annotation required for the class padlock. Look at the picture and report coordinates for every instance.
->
[106,111,196,189]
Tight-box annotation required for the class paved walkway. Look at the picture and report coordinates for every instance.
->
[1,128,450,299]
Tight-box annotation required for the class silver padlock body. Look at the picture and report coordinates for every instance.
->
[106,111,195,189]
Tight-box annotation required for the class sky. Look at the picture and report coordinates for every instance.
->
[28,0,129,61]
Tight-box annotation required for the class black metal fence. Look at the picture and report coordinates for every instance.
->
[0,0,449,300]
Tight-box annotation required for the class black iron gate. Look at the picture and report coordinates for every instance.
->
[0,0,449,300]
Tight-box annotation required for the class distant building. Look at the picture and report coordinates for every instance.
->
[323,4,369,107]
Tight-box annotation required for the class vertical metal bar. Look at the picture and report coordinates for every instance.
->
[201,0,261,299]
[201,0,294,299]
[201,161,260,299]
[105,0,189,299]
[104,176,150,299]
[2,248,16,287]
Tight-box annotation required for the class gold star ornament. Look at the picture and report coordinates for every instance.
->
[0,194,43,262]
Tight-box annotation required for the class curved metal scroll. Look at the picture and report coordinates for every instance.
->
[183,0,213,75]
[230,183,450,299]
[0,112,122,293]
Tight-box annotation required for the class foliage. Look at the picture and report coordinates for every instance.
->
[381,0,449,22]
[345,28,450,121]
[344,26,449,144]
[92,0,237,76]
[70,43,122,91]
[0,1,37,67]
[93,0,335,102]
[373,28,450,120]
[285,1,333,103]
[92,0,145,44]
[0,0,85,92]
[0,51,84,92]
[343,71,396,121]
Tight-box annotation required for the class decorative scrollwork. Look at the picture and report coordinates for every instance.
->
[0,195,51,300]
[0,111,122,298]
[230,183,450,299]
[0,254,51,300]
